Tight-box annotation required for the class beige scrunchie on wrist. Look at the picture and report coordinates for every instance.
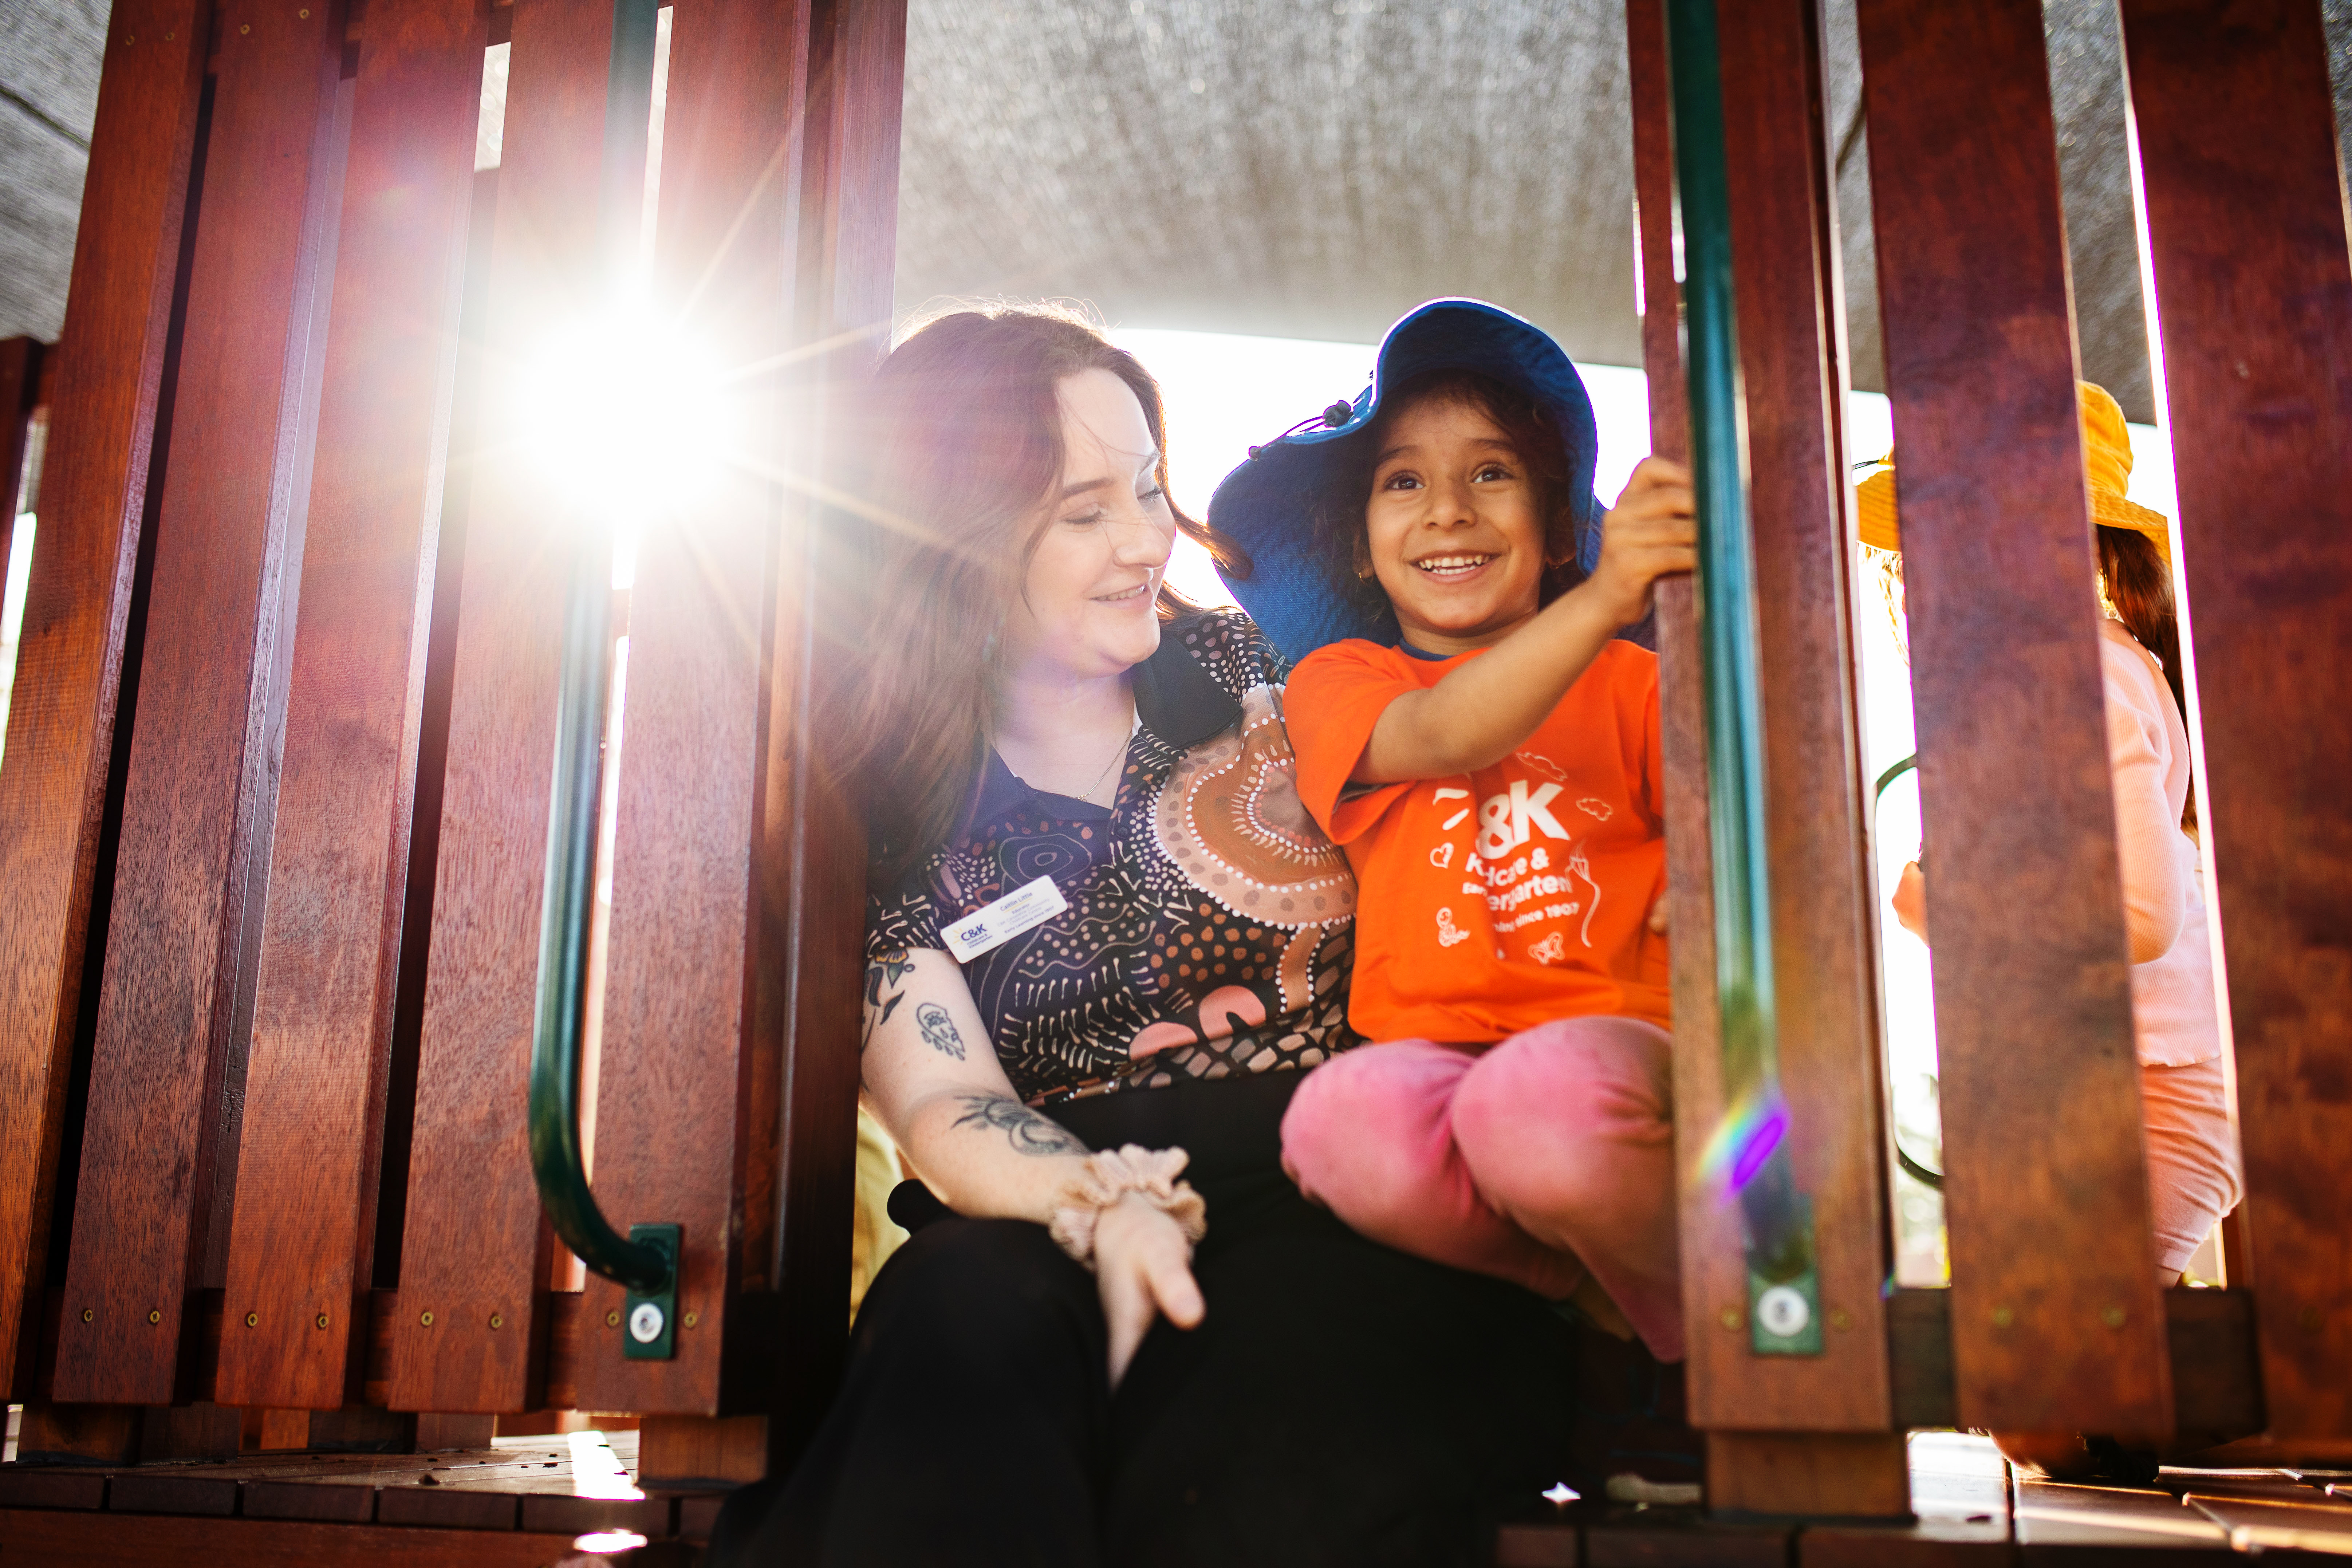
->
[1048,1144,1208,1270]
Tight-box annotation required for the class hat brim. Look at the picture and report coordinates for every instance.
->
[1853,467,2171,564]
[1207,299,1607,666]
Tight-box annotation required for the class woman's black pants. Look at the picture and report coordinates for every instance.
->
[708,1072,1580,1568]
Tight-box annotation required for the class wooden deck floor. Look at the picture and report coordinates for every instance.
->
[5,1427,2351,1564]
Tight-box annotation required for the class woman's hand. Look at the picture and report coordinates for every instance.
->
[1892,860,1929,942]
[1094,1191,1205,1387]
[1584,457,1698,629]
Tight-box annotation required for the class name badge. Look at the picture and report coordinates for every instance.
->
[942,875,1069,963]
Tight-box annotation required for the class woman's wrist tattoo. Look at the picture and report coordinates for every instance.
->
[950,1094,1086,1156]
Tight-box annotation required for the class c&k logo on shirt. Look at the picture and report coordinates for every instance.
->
[1476,780,1571,860]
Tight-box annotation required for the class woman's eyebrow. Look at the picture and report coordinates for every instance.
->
[1056,447,1162,500]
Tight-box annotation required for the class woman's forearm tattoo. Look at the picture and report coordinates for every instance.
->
[950,1094,1085,1156]
[861,948,916,1054]
[915,1002,966,1060]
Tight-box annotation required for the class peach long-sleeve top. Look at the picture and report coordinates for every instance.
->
[2100,618,2223,1067]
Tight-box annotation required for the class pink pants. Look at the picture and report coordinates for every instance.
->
[1281,1017,1685,1362]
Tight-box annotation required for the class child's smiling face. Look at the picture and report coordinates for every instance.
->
[1364,396,1551,651]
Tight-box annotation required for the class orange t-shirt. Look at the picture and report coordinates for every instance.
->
[1286,638,1671,1044]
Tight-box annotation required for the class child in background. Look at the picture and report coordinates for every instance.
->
[1865,382,2241,1288]
[1208,300,1695,1364]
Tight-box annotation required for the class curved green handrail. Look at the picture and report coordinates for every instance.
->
[524,0,672,1301]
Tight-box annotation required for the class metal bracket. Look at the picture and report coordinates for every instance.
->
[1747,1197,1823,1356]
[621,1223,680,1361]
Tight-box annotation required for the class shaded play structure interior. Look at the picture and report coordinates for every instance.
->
[0,0,2348,1561]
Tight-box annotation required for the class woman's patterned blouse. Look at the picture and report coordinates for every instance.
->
[867,610,1360,1106]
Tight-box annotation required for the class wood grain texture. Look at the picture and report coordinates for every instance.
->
[767,0,907,1462]
[569,0,815,1417]
[1706,1431,1910,1518]
[0,0,206,1403]
[1855,0,2170,1434]
[389,0,615,1415]
[216,0,489,1414]
[2119,0,2352,1441]
[54,0,350,1408]
[1677,0,1892,1434]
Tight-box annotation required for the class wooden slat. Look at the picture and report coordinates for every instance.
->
[2119,0,2352,1440]
[215,0,490,1414]
[0,338,43,554]
[0,1511,581,1568]
[52,0,350,1407]
[771,0,906,1459]
[388,0,625,1415]
[1674,0,1892,1435]
[0,0,207,1403]
[568,0,816,1416]
[1854,0,2171,1434]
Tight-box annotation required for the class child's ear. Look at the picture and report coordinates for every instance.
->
[1352,530,1377,582]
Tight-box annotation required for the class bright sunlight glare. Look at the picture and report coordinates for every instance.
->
[518,300,738,524]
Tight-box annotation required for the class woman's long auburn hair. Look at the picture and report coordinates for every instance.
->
[825,305,1244,884]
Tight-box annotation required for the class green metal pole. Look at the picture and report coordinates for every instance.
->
[1660,0,1821,1355]
[524,0,671,1302]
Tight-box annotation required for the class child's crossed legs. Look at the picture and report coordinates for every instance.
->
[1280,1015,1684,1362]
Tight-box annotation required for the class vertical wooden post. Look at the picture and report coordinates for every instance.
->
[1700,0,1895,1439]
[1856,0,2171,1436]
[569,0,818,1416]
[54,0,351,1407]
[216,0,489,1412]
[2120,0,2352,1439]
[390,0,620,1416]
[767,0,907,1465]
[0,0,206,1402]
[1634,0,1903,1511]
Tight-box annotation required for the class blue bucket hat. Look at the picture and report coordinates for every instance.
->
[1207,298,1608,666]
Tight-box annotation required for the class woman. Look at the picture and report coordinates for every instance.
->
[711,307,1584,1567]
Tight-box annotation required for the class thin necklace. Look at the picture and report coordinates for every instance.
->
[1077,716,1136,803]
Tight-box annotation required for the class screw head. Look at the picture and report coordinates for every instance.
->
[315,1313,330,1329]
[1828,1308,1853,1333]
[1717,1306,1741,1331]
[489,1313,504,1329]
[682,1311,698,1329]
[606,1310,622,1328]
[2100,1306,2127,1330]
[419,1310,434,1327]
[246,1311,260,1327]
[629,1302,666,1344]
[147,1308,162,1325]
[240,22,250,31]
[80,1307,93,1323]
[1990,1305,2015,1329]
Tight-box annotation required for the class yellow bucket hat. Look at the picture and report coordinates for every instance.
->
[1854,382,2171,565]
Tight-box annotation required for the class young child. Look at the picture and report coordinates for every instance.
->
[1209,300,1696,1363]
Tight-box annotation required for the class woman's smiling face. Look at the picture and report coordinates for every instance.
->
[1004,367,1177,681]
[1364,395,1549,651]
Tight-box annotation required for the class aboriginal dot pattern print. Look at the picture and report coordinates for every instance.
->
[868,611,1360,1106]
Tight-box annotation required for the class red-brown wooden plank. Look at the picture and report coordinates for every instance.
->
[389,0,626,1414]
[0,338,43,556]
[0,0,207,1403]
[49,0,348,1407]
[771,0,906,1453]
[567,0,817,1415]
[2119,0,2352,1438]
[1677,0,1893,1434]
[214,0,490,1411]
[1855,0,2171,1434]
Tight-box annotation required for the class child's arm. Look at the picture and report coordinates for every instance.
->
[1354,456,1697,784]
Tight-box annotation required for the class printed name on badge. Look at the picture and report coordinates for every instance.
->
[942,875,1070,964]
